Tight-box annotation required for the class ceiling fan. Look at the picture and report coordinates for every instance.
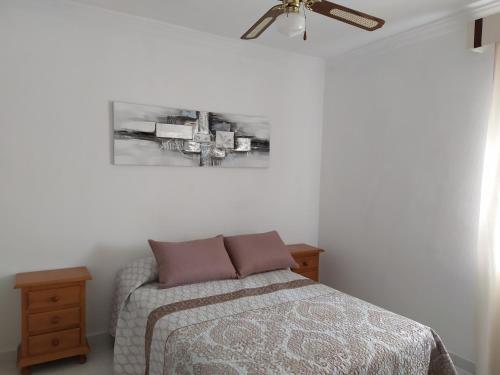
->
[241,0,385,41]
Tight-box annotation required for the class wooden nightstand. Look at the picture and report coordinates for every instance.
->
[14,267,92,375]
[287,244,324,282]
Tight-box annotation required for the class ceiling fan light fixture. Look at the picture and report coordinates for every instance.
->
[275,11,306,38]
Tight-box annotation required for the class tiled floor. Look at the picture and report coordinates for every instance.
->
[0,336,113,374]
[0,336,474,375]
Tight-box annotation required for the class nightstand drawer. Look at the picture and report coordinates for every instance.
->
[293,255,319,271]
[28,328,80,356]
[28,286,80,311]
[288,244,324,283]
[28,308,80,334]
[295,269,318,281]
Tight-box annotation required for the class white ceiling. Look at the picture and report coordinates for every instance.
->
[72,0,486,58]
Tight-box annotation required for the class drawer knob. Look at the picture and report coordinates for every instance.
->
[302,261,308,267]
[50,316,60,324]
[50,295,59,303]
[52,338,60,347]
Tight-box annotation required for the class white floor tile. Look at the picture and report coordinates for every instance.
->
[0,336,113,374]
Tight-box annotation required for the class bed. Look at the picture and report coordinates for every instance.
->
[110,256,457,375]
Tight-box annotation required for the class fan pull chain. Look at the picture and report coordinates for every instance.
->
[303,2,308,41]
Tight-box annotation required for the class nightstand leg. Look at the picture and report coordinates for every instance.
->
[79,355,87,364]
[20,367,31,375]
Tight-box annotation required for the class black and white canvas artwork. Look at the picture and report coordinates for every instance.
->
[113,102,270,168]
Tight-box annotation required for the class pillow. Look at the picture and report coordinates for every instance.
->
[148,235,237,288]
[224,231,298,278]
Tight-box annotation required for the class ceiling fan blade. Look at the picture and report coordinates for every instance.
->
[309,1,385,31]
[241,5,284,40]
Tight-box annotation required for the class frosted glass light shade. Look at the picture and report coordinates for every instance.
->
[275,12,305,38]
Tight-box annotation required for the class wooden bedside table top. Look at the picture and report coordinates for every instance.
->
[15,267,92,289]
[287,243,324,256]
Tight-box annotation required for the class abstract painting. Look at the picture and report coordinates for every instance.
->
[113,102,270,168]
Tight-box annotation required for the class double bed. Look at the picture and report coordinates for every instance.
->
[110,256,456,375]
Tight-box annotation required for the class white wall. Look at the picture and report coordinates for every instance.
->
[0,0,325,352]
[319,26,494,363]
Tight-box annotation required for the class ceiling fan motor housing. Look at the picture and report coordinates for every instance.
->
[281,0,301,13]
[281,0,324,14]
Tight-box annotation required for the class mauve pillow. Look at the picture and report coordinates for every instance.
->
[224,231,298,278]
[148,235,237,288]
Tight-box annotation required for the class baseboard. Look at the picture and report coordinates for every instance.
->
[450,352,476,374]
[0,331,113,363]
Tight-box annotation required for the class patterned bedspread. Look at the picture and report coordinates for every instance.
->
[111,257,456,375]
